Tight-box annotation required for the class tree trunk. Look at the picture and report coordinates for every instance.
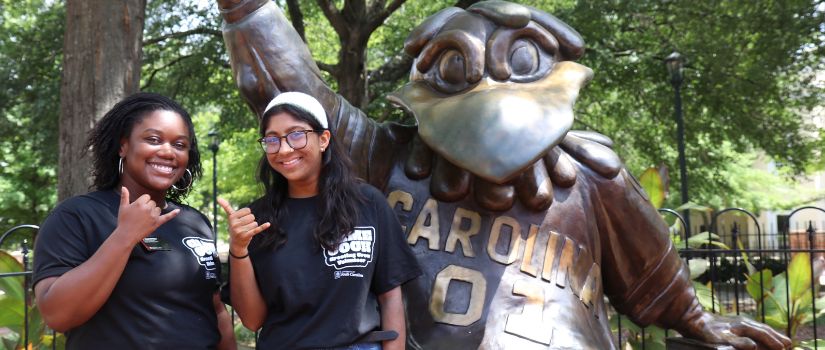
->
[317,0,477,109]
[337,33,369,109]
[58,0,146,200]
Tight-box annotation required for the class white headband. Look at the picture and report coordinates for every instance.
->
[263,91,328,129]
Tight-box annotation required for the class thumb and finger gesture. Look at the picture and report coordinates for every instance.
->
[217,197,270,254]
[117,187,180,244]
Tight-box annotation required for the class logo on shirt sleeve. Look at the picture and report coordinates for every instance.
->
[323,227,376,272]
[182,237,217,279]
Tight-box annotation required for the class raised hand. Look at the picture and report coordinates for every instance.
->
[217,198,270,257]
[115,187,179,245]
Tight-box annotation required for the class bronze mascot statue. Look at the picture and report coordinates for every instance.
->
[217,0,791,348]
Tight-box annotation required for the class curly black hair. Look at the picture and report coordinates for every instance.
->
[252,104,364,252]
[85,92,202,203]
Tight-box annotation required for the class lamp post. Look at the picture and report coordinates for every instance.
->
[208,129,231,322]
[208,130,220,243]
[665,51,690,233]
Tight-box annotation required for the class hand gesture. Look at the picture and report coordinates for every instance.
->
[217,198,270,257]
[684,312,791,350]
[115,187,179,245]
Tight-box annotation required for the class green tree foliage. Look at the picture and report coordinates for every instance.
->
[560,0,824,206]
[0,0,63,228]
[0,0,822,231]
[271,0,825,212]
[141,0,251,128]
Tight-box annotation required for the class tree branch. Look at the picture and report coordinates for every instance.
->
[142,27,221,46]
[316,0,348,38]
[207,55,231,70]
[368,0,406,33]
[316,61,339,77]
[285,0,306,43]
[368,0,387,16]
[141,54,194,90]
[368,54,413,84]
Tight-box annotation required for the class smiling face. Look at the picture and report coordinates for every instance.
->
[119,110,191,200]
[264,111,330,198]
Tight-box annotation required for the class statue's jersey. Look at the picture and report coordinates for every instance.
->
[332,97,695,350]
[384,161,614,349]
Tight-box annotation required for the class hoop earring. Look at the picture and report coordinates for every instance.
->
[118,157,124,175]
[172,169,193,191]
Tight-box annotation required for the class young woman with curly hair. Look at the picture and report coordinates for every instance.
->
[33,92,235,349]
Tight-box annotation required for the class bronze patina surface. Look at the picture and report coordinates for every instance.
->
[217,0,790,349]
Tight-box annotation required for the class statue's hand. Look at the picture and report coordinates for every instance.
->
[216,0,269,22]
[682,312,791,350]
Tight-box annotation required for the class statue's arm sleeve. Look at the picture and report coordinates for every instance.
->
[596,168,703,330]
[219,0,338,118]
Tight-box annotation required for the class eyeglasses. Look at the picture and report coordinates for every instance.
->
[257,130,317,154]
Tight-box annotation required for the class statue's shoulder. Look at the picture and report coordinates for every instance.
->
[332,95,418,190]
[333,94,417,144]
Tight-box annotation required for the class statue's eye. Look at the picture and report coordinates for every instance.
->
[411,30,484,93]
[510,40,538,76]
[439,50,466,85]
[426,49,473,93]
[487,23,557,83]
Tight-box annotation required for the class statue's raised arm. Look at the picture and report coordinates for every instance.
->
[220,0,396,187]
[219,0,337,117]
[217,1,792,349]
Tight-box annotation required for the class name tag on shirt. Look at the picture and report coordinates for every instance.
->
[140,237,171,252]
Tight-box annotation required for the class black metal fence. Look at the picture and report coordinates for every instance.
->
[614,206,825,349]
[0,224,56,349]
[2,206,824,349]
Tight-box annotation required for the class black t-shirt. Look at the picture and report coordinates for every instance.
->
[241,184,421,349]
[33,190,222,350]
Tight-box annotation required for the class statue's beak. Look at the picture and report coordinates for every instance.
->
[389,61,593,184]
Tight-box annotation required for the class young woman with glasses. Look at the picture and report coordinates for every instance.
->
[218,92,421,350]
[32,93,236,349]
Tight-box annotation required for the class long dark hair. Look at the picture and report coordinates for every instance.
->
[253,104,363,251]
[85,92,202,202]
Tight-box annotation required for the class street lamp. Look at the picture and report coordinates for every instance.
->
[665,51,690,233]
[208,129,220,242]
[208,129,231,322]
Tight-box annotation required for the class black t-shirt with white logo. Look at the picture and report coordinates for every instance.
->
[33,190,221,349]
[243,184,421,349]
